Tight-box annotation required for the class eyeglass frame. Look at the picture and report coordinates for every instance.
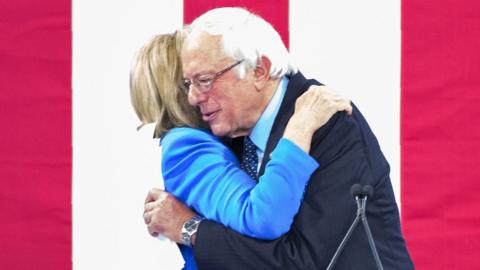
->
[181,59,244,94]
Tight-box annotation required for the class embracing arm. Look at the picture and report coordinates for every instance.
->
[162,128,318,240]
[161,85,351,240]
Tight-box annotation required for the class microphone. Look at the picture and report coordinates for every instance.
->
[350,184,373,198]
[326,184,384,270]
[350,183,363,197]
[350,184,362,198]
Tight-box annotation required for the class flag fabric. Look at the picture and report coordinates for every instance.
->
[0,0,479,269]
[402,0,480,268]
[0,0,71,269]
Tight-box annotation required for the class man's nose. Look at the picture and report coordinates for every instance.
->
[187,85,208,106]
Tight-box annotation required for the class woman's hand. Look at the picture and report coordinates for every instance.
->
[293,85,351,133]
[283,85,352,153]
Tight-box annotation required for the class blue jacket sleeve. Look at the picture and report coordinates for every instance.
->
[161,127,319,239]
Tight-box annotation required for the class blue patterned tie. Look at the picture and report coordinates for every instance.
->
[240,136,259,181]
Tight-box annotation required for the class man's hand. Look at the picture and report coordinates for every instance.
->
[143,188,196,244]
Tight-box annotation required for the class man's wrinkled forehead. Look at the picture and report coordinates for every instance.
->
[181,33,226,73]
[182,31,222,54]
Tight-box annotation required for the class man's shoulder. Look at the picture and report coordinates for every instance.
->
[309,103,388,176]
[285,72,323,98]
[310,103,369,148]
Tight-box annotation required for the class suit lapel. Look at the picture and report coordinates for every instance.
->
[258,72,322,176]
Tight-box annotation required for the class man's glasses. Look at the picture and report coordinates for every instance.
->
[181,59,244,94]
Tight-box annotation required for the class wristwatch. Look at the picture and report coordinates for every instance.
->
[181,215,204,247]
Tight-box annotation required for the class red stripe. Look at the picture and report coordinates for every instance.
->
[183,0,289,48]
[401,0,480,268]
[0,0,71,269]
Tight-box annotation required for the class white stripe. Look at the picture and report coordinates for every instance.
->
[73,1,184,269]
[290,0,402,205]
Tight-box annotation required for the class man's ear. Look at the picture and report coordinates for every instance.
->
[253,56,271,91]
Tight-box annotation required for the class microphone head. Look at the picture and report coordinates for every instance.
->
[350,184,363,198]
[351,184,374,198]
[362,185,374,198]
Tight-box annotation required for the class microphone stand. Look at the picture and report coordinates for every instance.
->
[326,186,384,270]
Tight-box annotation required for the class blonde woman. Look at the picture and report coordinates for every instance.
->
[131,32,351,269]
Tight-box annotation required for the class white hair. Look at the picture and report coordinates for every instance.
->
[186,7,298,79]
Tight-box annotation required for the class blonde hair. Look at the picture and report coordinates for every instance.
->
[130,32,206,138]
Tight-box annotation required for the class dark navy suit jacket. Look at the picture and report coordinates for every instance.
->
[193,72,415,270]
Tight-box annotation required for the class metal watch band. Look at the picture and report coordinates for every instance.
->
[181,215,204,247]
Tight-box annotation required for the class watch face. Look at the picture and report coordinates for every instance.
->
[182,216,202,247]
[185,220,196,231]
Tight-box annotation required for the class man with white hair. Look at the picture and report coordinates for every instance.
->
[145,7,414,269]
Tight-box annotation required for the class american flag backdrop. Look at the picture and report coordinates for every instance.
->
[1,0,479,269]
